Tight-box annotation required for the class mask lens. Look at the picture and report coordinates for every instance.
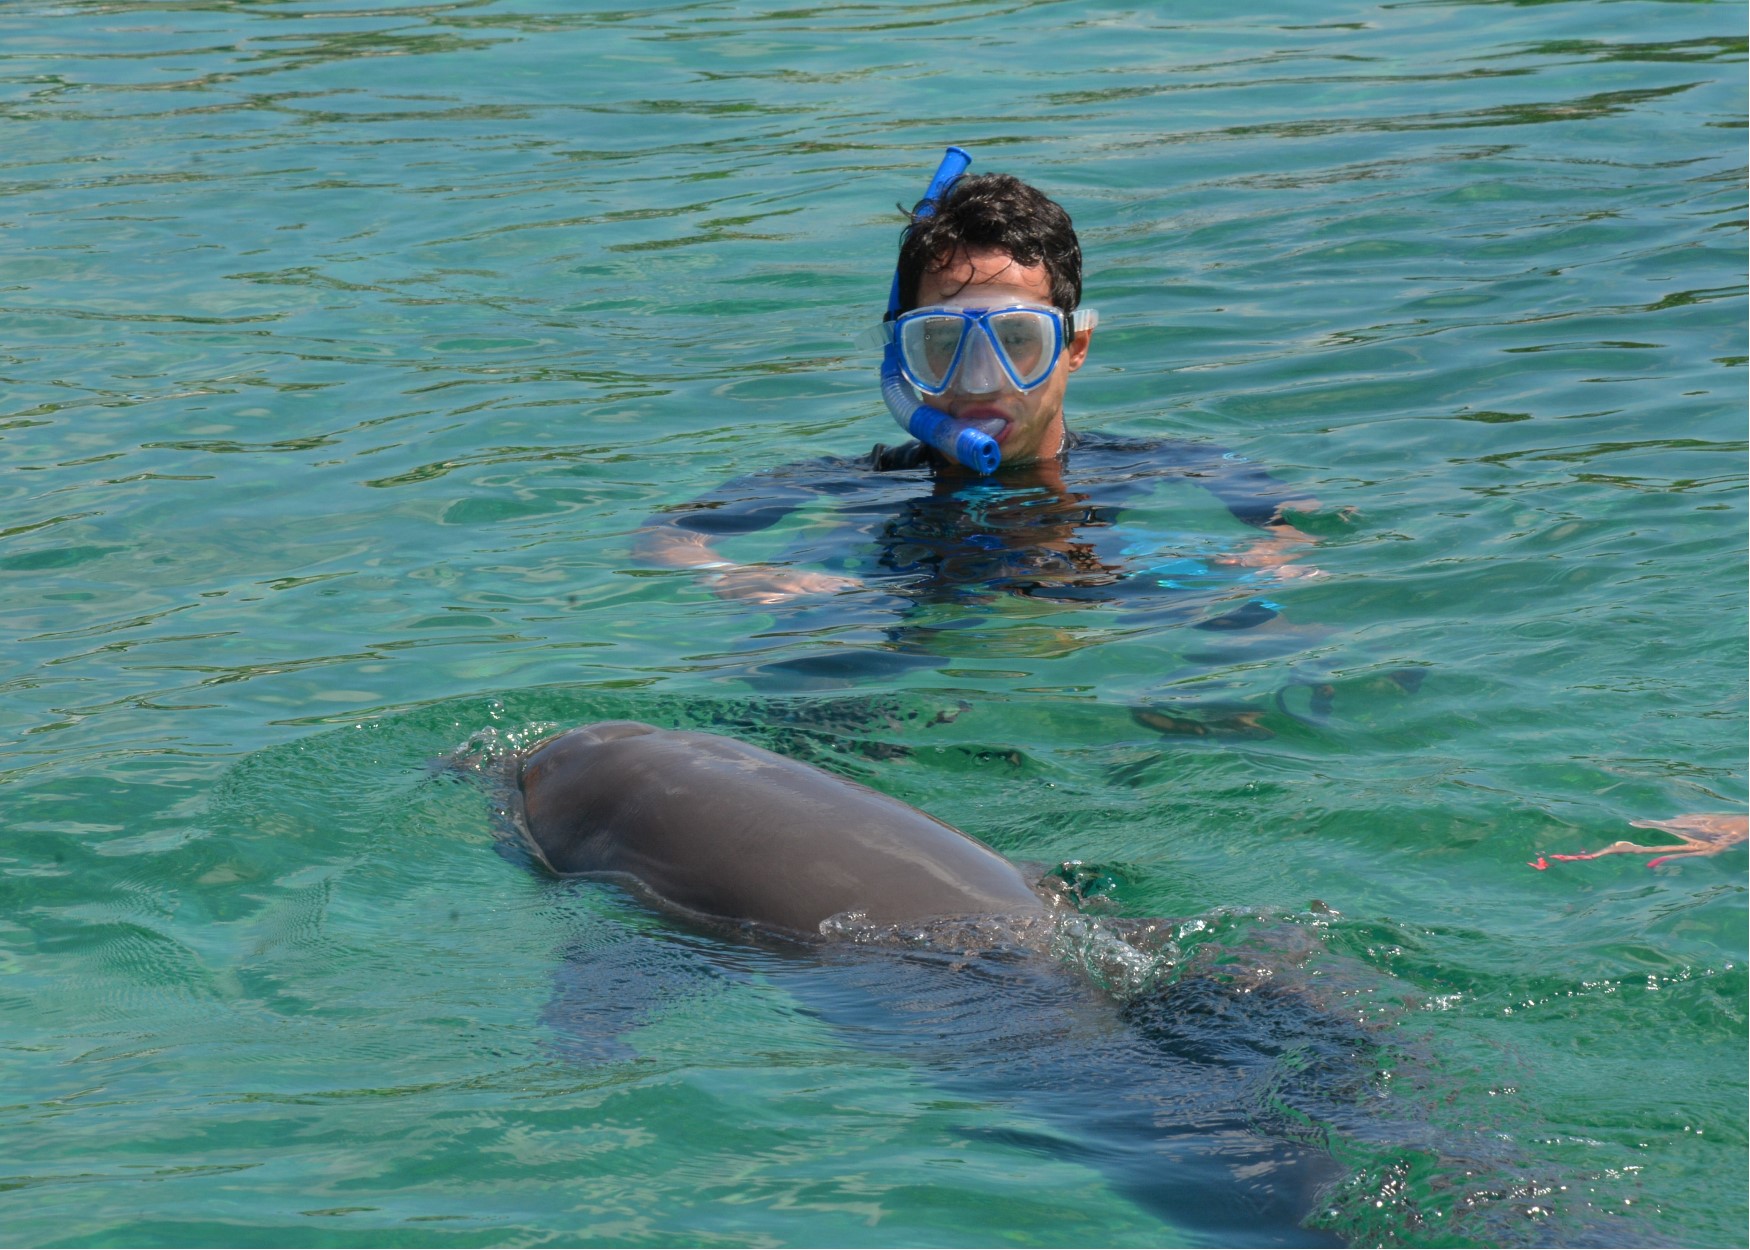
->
[895,306,1064,394]
[899,314,968,392]
[987,309,1056,387]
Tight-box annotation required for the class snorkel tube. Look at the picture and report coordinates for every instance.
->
[882,146,1002,476]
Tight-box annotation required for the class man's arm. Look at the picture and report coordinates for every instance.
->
[634,519,859,603]
[1175,446,1335,579]
[631,467,863,604]
[1215,499,1325,580]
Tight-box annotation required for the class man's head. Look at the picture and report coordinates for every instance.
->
[894,173,1091,467]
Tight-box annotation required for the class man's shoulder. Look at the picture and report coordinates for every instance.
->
[1063,427,1263,471]
[1065,427,1193,457]
[866,439,936,473]
[1063,429,1294,526]
[859,428,1256,474]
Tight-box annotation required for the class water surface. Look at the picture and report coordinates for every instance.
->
[1,0,1744,1245]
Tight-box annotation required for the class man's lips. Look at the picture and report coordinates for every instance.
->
[949,408,1012,444]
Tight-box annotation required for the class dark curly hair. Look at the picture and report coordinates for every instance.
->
[894,172,1084,323]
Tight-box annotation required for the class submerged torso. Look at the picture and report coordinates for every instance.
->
[662,429,1298,612]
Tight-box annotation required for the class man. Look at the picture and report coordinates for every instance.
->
[636,171,1321,618]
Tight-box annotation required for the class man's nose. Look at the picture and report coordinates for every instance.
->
[949,328,1008,395]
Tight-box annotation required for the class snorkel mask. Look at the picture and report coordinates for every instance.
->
[886,303,1099,397]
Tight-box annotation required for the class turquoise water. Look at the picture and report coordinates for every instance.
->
[2,0,1745,1244]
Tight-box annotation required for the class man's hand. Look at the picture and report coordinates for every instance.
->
[632,524,860,603]
[1213,523,1324,580]
[1530,813,1748,870]
[709,565,862,604]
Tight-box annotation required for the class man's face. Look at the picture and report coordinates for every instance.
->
[913,246,1091,468]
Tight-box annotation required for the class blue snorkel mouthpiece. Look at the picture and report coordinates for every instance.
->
[880,363,1003,475]
[882,146,1001,476]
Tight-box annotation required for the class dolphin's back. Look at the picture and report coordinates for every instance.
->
[516,721,1046,934]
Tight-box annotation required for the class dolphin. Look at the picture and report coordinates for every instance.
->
[512,719,1046,934]
[505,720,1361,1245]
[489,718,1632,1247]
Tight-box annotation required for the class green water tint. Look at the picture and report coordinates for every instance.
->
[7,688,1742,1246]
[2,0,1745,1244]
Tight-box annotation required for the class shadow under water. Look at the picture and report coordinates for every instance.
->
[539,905,1359,1248]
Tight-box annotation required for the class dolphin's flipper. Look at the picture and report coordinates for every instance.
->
[542,923,735,1065]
